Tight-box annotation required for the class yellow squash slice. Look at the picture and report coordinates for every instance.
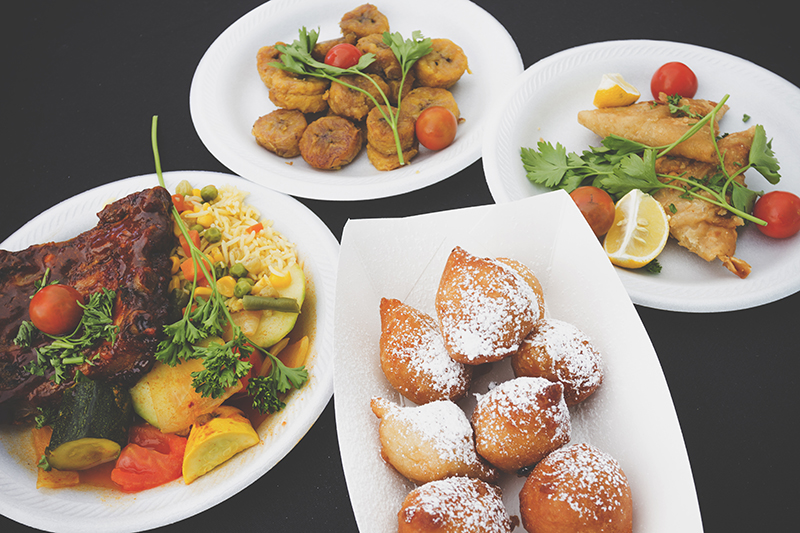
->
[182,406,259,484]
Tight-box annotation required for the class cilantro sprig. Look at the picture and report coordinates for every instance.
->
[272,27,431,165]
[150,116,307,412]
[521,94,781,225]
[19,287,118,384]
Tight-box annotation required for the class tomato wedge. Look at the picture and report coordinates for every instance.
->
[110,424,187,492]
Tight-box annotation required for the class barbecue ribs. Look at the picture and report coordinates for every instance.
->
[0,186,175,423]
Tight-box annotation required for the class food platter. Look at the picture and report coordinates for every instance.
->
[0,171,339,533]
[189,0,522,201]
[482,39,800,312]
[333,191,702,532]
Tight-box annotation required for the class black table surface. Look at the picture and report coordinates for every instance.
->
[2,1,798,532]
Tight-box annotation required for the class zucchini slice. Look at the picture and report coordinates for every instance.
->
[46,379,133,471]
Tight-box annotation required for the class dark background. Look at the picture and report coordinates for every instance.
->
[2,1,798,532]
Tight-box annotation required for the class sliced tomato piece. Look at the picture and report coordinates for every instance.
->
[110,424,187,493]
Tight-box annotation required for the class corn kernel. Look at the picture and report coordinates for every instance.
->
[193,287,213,299]
[269,271,292,289]
[217,276,236,298]
[192,188,202,198]
[168,276,181,292]
[210,247,224,264]
[197,214,215,227]
[170,256,181,275]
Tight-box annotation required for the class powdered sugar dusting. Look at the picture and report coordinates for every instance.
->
[436,248,542,362]
[535,443,631,522]
[391,400,480,466]
[402,477,511,533]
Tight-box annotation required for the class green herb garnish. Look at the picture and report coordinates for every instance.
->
[21,288,118,384]
[272,27,431,165]
[151,116,307,413]
[521,95,781,226]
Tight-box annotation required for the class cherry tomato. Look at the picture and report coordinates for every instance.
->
[110,424,187,493]
[569,186,616,237]
[651,62,698,99]
[324,43,362,69]
[753,190,800,239]
[29,284,85,336]
[415,106,458,151]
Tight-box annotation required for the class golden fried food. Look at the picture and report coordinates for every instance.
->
[269,69,330,114]
[385,72,415,105]
[379,298,472,405]
[413,38,469,89]
[577,96,728,164]
[366,105,417,155]
[311,32,358,63]
[511,318,603,407]
[471,377,570,473]
[653,127,756,278]
[366,142,419,171]
[256,43,284,90]
[398,477,512,533]
[324,73,390,121]
[357,33,402,79]
[435,247,544,365]
[519,443,633,533]
[299,116,363,169]
[370,397,499,485]
[400,87,460,121]
[252,109,308,158]
[339,3,390,39]
[495,257,546,318]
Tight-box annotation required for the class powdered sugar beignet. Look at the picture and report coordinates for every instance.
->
[380,298,472,404]
[398,477,512,533]
[370,397,499,485]
[435,247,544,365]
[511,318,603,407]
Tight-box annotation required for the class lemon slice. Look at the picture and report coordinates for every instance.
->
[593,73,640,108]
[603,189,670,269]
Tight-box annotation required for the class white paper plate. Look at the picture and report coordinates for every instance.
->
[0,170,339,533]
[190,0,522,201]
[482,39,800,312]
[333,190,702,532]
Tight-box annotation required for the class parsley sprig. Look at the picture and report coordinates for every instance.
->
[18,287,118,384]
[150,116,307,412]
[521,94,781,225]
[273,27,431,165]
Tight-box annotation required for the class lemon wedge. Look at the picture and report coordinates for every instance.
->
[593,73,640,108]
[603,189,670,269]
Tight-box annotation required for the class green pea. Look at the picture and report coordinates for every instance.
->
[201,185,218,202]
[175,180,193,197]
[234,278,253,298]
[213,261,227,279]
[190,224,205,233]
[204,227,222,243]
[170,288,190,309]
[230,263,248,278]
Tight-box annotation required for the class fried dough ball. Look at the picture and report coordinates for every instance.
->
[401,87,460,121]
[340,3,390,39]
[366,105,417,155]
[252,109,308,158]
[519,443,633,533]
[495,257,546,318]
[511,318,603,407]
[370,397,499,485]
[357,33,402,80]
[472,377,570,473]
[311,32,358,63]
[379,298,472,405]
[256,43,284,90]
[269,69,330,114]
[324,74,390,121]
[435,247,544,365]
[413,38,469,89]
[299,116,363,170]
[398,477,512,533]
[367,142,419,171]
